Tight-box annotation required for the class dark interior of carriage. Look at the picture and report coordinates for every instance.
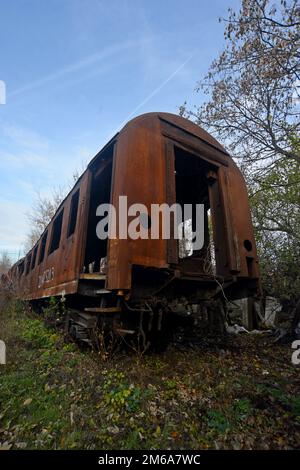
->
[84,144,114,273]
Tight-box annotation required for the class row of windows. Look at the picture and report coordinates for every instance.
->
[21,189,80,277]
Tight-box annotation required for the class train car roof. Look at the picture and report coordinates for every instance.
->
[122,112,229,156]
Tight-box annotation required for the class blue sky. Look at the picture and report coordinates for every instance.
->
[0,0,239,259]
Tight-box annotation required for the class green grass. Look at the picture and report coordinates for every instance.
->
[0,299,300,450]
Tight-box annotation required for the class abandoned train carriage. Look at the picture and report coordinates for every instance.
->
[8,112,260,345]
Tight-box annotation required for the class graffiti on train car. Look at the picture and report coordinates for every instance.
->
[38,267,55,289]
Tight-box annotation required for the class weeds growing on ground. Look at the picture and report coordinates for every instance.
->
[0,296,299,450]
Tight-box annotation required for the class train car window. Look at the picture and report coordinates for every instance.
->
[84,143,114,272]
[31,245,38,270]
[38,231,48,264]
[67,190,80,238]
[18,260,25,276]
[48,209,64,254]
[25,254,32,275]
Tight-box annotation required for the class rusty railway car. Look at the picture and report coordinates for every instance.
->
[7,112,260,348]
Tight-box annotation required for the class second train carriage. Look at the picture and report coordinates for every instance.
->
[7,113,261,347]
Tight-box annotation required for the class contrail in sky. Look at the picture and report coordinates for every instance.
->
[109,53,194,138]
[8,40,147,98]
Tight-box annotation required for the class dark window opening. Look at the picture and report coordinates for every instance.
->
[244,239,253,252]
[39,231,48,264]
[84,143,114,273]
[18,260,25,276]
[49,210,64,254]
[246,256,254,277]
[31,245,38,270]
[67,190,80,237]
[25,254,32,275]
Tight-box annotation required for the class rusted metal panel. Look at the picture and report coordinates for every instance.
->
[165,140,178,265]
[158,113,229,155]
[226,160,260,280]
[35,280,79,298]
[215,166,241,274]
[21,171,91,300]
[160,117,229,167]
[106,114,168,290]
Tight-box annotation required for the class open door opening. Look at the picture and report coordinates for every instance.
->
[174,145,217,276]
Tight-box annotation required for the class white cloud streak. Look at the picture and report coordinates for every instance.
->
[109,52,195,137]
[3,124,49,150]
[8,39,151,98]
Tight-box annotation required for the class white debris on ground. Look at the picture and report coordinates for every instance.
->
[225,323,273,335]
[264,296,282,327]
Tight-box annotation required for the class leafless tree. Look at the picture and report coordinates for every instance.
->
[25,187,66,251]
[181,0,300,175]
[0,252,12,275]
[25,164,86,251]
